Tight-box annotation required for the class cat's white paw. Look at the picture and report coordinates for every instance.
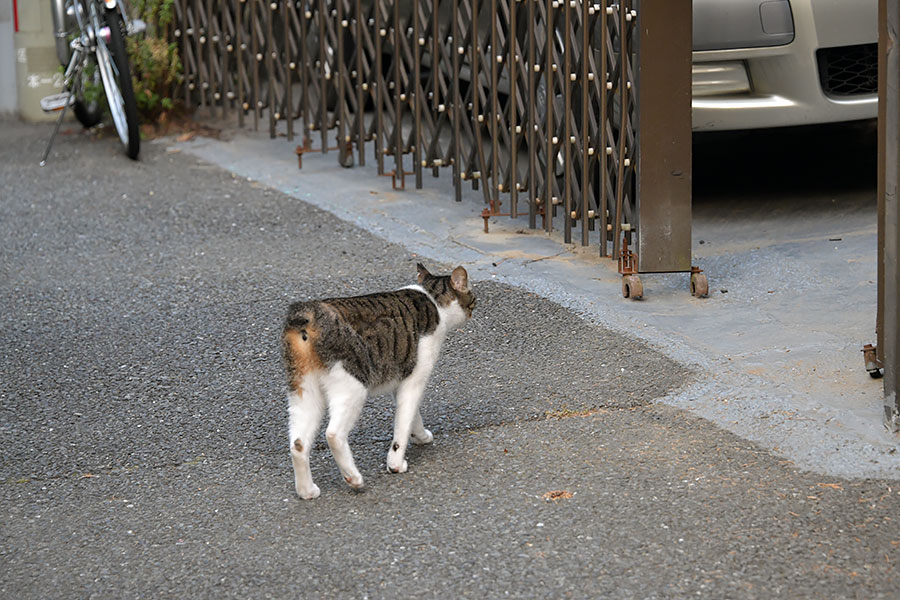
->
[343,472,365,490]
[387,457,408,473]
[296,483,321,500]
[411,428,433,445]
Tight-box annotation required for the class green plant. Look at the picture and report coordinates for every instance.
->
[58,45,102,106]
[81,62,102,106]
[128,0,182,121]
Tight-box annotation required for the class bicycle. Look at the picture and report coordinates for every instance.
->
[40,0,145,165]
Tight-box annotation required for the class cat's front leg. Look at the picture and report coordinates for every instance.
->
[388,377,429,473]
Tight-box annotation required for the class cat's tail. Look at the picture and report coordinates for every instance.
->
[283,310,323,391]
[285,314,310,332]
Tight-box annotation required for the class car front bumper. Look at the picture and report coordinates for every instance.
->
[691,0,878,131]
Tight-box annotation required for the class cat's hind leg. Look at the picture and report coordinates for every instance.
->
[288,376,325,500]
[284,325,326,499]
[323,364,367,490]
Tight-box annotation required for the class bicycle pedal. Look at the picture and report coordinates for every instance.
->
[40,93,72,113]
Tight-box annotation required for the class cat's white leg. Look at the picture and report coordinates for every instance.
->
[390,331,442,472]
[288,377,325,500]
[387,377,429,473]
[323,364,367,490]
[410,408,433,445]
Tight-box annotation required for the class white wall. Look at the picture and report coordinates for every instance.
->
[0,0,17,114]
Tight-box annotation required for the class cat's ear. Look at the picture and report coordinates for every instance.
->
[450,266,469,292]
[416,262,431,284]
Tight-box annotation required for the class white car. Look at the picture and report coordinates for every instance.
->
[692,0,879,131]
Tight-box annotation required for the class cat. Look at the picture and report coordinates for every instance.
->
[282,263,476,499]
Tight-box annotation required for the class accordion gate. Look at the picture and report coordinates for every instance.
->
[174,0,692,277]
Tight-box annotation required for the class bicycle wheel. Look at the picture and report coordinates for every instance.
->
[95,7,140,159]
[73,55,103,128]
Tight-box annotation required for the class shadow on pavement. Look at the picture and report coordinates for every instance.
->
[693,120,877,200]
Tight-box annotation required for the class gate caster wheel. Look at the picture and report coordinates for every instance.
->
[862,344,884,379]
[622,275,643,300]
[339,151,355,168]
[690,271,709,298]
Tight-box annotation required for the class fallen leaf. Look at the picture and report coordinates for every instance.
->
[543,490,573,501]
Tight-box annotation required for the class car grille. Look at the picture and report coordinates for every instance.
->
[816,44,878,97]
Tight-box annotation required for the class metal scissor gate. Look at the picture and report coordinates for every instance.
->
[173,0,695,296]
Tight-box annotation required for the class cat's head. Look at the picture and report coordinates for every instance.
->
[417,263,476,321]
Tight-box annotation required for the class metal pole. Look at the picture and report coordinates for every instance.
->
[527,0,536,228]
[879,0,900,431]
[452,0,462,201]
[634,0,692,273]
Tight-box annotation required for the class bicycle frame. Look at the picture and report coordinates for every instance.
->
[50,0,133,66]
[52,0,135,65]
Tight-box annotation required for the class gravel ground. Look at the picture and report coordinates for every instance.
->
[2,119,898,598]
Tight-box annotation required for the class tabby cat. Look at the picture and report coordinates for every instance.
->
[282,264,476,499]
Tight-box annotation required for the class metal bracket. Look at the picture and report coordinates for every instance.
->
[295,141,313,169]
[295,139,341,169]
[381,169,415,190]
[617,234,643,299]
[617,234,638,275]
[481,207,511,233]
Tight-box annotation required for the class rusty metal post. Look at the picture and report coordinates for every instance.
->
[598,0,608,256]
[298,1,310,145]
[285,0,294,141]
[375,0,385,174]
[472,0,489,202]
[544,0,554,232]
[509,0,519,219]
[251,0,260,130]
[393,0,404,188]
[633,0,692,273]
[879,0,900,431]
[193,1,206,108]
[452,0,463,202]
[265,0,276,138]
[176,0,189,108]
[337,0,348,163]
[579,0,590,247]
[413,0,423,189]
[611,0,630,260]
[355,0,364,165]
[207,0,216,117]
[237,0,246,127]
[563,0,572,244]
[527,0,537,229]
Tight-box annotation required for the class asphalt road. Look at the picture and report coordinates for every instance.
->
[2,119,898,598]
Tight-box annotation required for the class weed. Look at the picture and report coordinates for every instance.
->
[128,0,183,121]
